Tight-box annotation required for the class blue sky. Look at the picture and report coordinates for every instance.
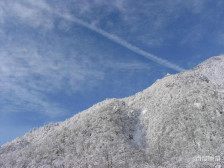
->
[0,0,224,145]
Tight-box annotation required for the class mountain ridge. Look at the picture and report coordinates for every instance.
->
[0,55,224,168]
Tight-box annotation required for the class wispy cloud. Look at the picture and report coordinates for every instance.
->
[0,1,53,29]
[0,45,104,117]
[65,0,222,49]
[0,83,64,117]
[28,1,185,72]
[63,17,185,72]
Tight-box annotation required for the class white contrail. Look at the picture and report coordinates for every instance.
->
[63,15,185,72]
[33,2,185,72]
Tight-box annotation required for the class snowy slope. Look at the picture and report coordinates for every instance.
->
[0,55,224,168]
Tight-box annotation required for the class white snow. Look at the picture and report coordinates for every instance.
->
[133,110,146,148]
[142,109,147,115]
[1,55,224,168]
[194,102,202,109]
[216,109,222,117]
[217,88,224,93]
[133,126,143,147]
[194,55,224,84]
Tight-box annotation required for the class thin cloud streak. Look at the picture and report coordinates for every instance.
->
[59,15,186,72]
[0,46,103,117]
[29,1,185,71]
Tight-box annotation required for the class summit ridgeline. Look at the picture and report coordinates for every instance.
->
[1,55,224,168]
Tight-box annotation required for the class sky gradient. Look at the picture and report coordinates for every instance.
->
[0,0,224,145]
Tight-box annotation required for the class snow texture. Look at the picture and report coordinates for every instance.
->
[133,110,146,148]
[0,55,224,168]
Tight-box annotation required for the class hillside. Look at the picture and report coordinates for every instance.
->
[0,55,224,168]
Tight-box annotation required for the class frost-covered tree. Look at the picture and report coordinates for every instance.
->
[0,55,224,167]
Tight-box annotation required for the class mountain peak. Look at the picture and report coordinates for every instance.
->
[193,55,224,84]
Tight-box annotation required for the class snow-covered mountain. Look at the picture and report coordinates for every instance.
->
[0,55,224,168]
